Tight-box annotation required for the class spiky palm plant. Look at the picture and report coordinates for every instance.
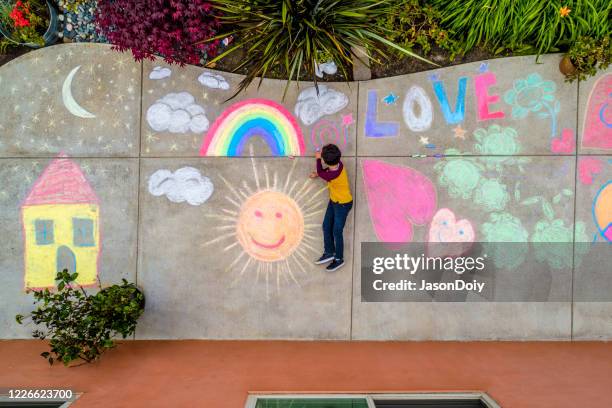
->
[205,0,435,98]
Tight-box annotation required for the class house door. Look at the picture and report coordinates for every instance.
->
[57,245,76,274]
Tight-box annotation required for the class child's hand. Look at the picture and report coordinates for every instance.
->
[309,171,318,179]
[315,151,321,159]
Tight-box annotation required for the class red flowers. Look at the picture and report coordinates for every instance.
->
[9,1,31,28]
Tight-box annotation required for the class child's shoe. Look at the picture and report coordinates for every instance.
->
[315,254,335,264]
[326,259,344,272]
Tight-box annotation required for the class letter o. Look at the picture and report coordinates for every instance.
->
[403,86,433,132]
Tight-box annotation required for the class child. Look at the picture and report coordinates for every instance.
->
[309,144,353,271]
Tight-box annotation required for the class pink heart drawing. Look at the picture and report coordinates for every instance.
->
[427,208,475,258]
[362,159,437,243]
[582,73,611,150]
[551,128,575,154]
[578,157,604,185]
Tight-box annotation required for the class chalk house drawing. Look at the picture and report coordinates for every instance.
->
[294,85,349,126]
[581,73,611,150]
[148,167,214,206]
[200,98,305,157]
[147,92,209,134]
[21,154,100,289]
[62,66,96,119]
[202,151,326,298]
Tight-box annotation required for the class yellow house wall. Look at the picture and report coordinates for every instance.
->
[22,204,100,288]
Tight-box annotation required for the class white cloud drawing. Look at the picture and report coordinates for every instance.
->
[148,167,214,206]
[198,72,230,90]
[294,85,349,126]
[149,66,172,80]
[146,92,209,134]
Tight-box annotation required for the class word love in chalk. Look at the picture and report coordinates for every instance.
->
[365,71,505,138]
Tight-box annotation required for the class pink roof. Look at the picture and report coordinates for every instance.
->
[23,154,99,206]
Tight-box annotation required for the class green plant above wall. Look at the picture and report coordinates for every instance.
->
[16,270,145,366]
[204,0,436,98]
[431,0,611,56]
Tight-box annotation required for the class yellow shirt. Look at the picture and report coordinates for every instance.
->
[317,160,352,204]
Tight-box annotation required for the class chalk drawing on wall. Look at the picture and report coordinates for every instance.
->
[21,153,100,289]
[198,71,230,90]
[200,98,305,157]
[434,125,529,217]
[503,73,574,153]
[473,125,526,171]
[149,66,172,80]
[148,167,214,206]
[365,90,400,138]
[581,73,611,150]
[402,86,433,132]
[453,125,467,139]
[482,212,528,269]
[294,85,349,126]
[551,128,575,154]
[435,155,484,200]
[362,159,437,243]
[383,92,399,105]
[147,92,209,134]
[62,66,96,119]
[427,208,475,259]
[474,71,505,121]
[430,76,467,125]
[592,180,612,243]
[531,218,588,269]
[578,157,604,185]
[202,154,326,298]
[310,113,354,150]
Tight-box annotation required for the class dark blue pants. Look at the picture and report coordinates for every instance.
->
[322,200,353,261]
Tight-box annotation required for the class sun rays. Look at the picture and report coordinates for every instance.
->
[202,149,326,299]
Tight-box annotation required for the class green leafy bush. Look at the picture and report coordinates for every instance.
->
[430,0,612,56]
[206,0,434,97]
[376,0,461,60]
[16,269,145,366]
[565,36,611,82]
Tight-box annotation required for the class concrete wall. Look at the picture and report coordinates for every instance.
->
[0,44,610,339]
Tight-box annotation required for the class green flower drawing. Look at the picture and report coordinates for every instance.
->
[473,178,510,212]
[503,73,560,137]
[482,212,529,270]
[531,219,589,269]
[473,125,528,171]
[434,154,483,199]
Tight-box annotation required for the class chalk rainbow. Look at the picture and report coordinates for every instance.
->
[200,98,305,157]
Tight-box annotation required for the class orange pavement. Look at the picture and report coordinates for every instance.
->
[2,340,612,407]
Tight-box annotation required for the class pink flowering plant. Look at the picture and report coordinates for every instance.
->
[96,0,221,65]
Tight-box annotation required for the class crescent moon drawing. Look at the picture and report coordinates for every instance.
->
[62,65,96,119]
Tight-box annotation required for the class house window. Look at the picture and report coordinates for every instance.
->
[35,219,54,245]
[73,218,95,247]
[246,394,500,408]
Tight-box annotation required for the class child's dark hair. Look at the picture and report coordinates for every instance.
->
[321,144,341,166]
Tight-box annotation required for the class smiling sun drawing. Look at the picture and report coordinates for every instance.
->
[203,155,326,297]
